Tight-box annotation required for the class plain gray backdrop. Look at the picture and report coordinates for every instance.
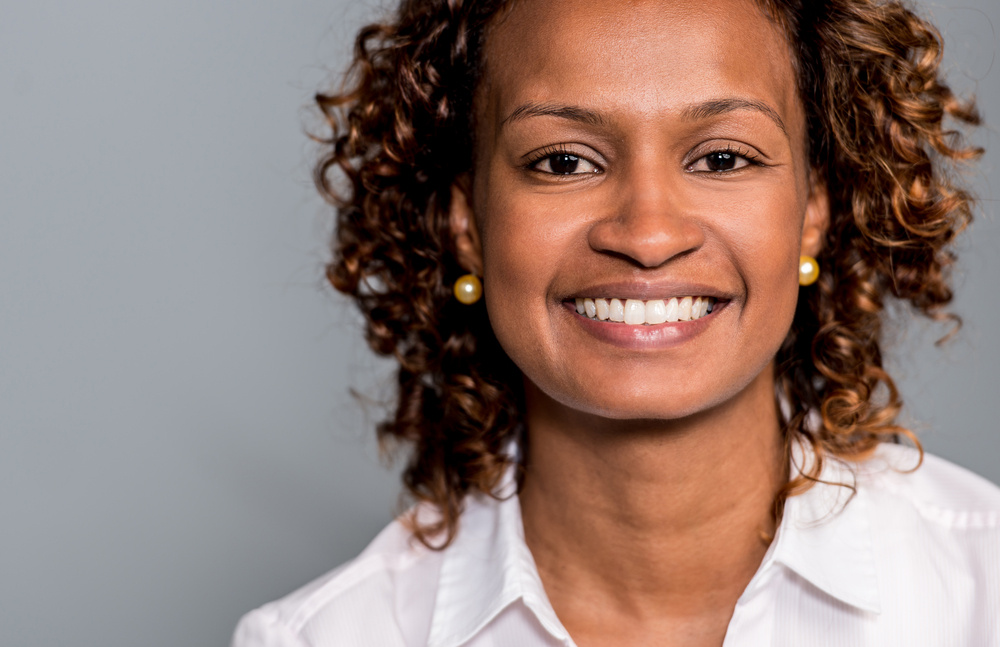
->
[0,1,996,646]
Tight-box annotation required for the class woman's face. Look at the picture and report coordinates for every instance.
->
[459,0,827,420]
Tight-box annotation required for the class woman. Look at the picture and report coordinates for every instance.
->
[234,0,999,644]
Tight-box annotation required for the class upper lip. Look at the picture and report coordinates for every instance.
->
[563,280,735,302]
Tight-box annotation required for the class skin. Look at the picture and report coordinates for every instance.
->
[450,0,828,644]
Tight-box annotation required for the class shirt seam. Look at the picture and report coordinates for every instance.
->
[873,476,1000,530]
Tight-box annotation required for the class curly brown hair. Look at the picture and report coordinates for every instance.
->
[315,0,982,548]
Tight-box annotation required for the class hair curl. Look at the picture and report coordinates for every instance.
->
[315,0,982,547]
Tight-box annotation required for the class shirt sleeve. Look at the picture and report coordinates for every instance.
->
[231,608,309,647]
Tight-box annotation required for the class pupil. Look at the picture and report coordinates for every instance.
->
[707,152,736,171]
[550,154,579,174]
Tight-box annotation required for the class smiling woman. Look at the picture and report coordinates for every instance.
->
[233,0,998,645]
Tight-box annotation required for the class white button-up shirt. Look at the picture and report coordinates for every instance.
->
[232,444,1000,646]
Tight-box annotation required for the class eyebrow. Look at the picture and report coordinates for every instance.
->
[499,97,788,137]
[681,98,787,137]
[500,102,608,130]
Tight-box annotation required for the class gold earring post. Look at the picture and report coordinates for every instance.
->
[454,274,483,304]
[799,255,820,286]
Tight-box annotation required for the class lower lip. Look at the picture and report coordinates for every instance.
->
[562,301,724,350]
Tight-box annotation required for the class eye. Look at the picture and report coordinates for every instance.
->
[529,151,601,175]
[687,147,760,173]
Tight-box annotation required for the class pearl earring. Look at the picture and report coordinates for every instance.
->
[453,274,482,304]
[799,255,820,286]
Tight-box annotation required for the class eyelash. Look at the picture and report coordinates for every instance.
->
[524,144,764,176]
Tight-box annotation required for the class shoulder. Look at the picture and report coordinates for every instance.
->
[858,443,1000,530]
[231,514,443,647]
[780,444,999,638]
[856,444,1000,620]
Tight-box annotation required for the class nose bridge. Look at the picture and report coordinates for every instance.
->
[588,157,704,268]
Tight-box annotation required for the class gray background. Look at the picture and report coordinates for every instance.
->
[0,1,996,646]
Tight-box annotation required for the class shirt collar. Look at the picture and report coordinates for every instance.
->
[765,442,882,614]
[427,442,882,646]
[426,474,571,647]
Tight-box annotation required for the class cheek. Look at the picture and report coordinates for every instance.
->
[480,205,546,302]
[477,178,582,302]
[475,186,557,351]
[474,176,596,389]
[723,186,805,330]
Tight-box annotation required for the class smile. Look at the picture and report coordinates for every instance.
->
[573,296,716,325]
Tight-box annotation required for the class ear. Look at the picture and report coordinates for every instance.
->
[801,170,829,258]
[449,178,483,276]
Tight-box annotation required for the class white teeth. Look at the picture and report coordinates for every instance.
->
[609,298,625,322]
[678,296,692,321]
[595,298,610,320]
[575,296,717,325]
[645,299,667,324]
[665,297,679,322]
[624,299,645,325]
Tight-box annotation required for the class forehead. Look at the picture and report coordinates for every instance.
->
[480,0,800,131]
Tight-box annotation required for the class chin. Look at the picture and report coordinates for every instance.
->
[543,373,750,422]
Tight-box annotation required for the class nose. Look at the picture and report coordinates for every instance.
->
[587,163,704,268]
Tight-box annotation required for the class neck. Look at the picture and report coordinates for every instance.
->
[518,367,786,642]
